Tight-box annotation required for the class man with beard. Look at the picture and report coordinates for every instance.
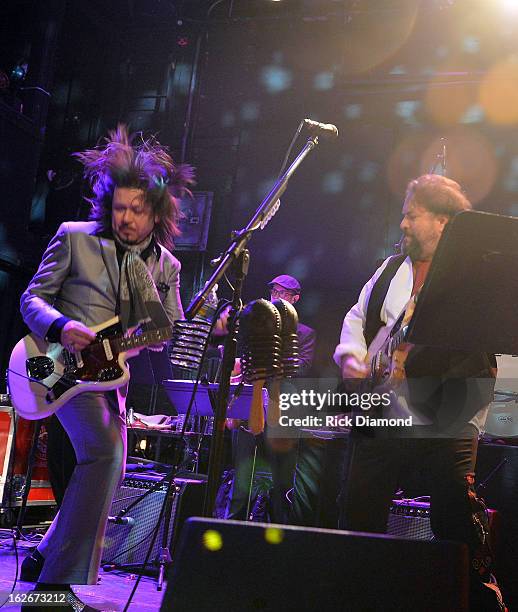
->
[334,174,504,610]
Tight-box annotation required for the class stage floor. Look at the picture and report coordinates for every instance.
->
[0,545,164,611]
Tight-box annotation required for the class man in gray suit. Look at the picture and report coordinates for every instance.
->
[19,125,192,608]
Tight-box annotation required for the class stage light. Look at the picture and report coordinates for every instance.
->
[10,61,28,84]
[500,0,518,12]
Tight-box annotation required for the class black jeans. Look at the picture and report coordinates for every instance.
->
[291,434,349,528]
[339,424,479,548]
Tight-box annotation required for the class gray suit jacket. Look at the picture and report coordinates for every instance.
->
[21,221,184,339]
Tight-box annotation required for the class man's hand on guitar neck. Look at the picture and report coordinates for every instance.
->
[61,320,96,352]
[340,354,369,380]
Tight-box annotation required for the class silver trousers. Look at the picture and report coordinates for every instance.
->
[37,391,126,584]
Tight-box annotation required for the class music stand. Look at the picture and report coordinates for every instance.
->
[127,348,174,416]
[162,380,267,420]
[407,210,518,354]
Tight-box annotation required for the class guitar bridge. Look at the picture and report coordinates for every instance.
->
[26,356,54,380]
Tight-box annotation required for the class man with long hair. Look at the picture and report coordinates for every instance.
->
[19,125,193,609]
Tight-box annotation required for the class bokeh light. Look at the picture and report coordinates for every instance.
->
[202,529,223,552]
[341,4,419,75]
[313,72,335,91]
[425,70,478,126]
[395,100,421,127]
[260,66,293,93]
[343,104,362,120]
[322,171,345,194]
[264,527,284,545]
[479,57,518,125]
[419,128,498,205]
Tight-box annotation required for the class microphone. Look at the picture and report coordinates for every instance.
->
[239,299,283,434]
[108,515,135,527]
[271,299,300,379]
[303,118,339,139]
[267,299,300,432]
[169,287,218,371]
[239,299,283,384]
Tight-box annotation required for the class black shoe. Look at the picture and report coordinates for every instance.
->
[20,588,101,611]
[20,549,45,582]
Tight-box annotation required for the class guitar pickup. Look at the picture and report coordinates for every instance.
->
[103,338,114,361]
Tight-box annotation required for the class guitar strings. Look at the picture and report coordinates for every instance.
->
[5,368,51,390]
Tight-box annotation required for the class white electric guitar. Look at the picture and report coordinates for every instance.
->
[366,295,415,391]
[8,317,172,420]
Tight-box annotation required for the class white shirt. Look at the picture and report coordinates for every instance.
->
[334,256,414,365]
[333,255,488,431]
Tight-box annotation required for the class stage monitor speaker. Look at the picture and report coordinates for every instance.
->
[101,474,205,570]
[162,518,469,611]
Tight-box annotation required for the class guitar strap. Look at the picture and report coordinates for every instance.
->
[364,253,406,349]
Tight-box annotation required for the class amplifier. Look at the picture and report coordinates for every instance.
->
[387,498,500,548]
[387,499,434,540]
[0,405,55,507]
[102,473,205,569]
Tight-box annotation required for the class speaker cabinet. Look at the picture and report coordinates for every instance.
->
[387,499,434,540]
[101,474,204,569]
[175,191,213,251]
[162,517,469,611]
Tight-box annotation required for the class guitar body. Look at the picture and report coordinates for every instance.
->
[367,294,417,392]
[8,317,145,420]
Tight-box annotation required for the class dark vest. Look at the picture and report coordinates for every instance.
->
[364,254,406,349]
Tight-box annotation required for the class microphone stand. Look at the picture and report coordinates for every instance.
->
[429,137,447,176]
[185,135,321,516]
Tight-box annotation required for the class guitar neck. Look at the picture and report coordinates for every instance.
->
[391,325,407,349]
[114,326,173,352]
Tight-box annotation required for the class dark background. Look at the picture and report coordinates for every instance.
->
[2,1,518,606]
[2,0,518,377]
